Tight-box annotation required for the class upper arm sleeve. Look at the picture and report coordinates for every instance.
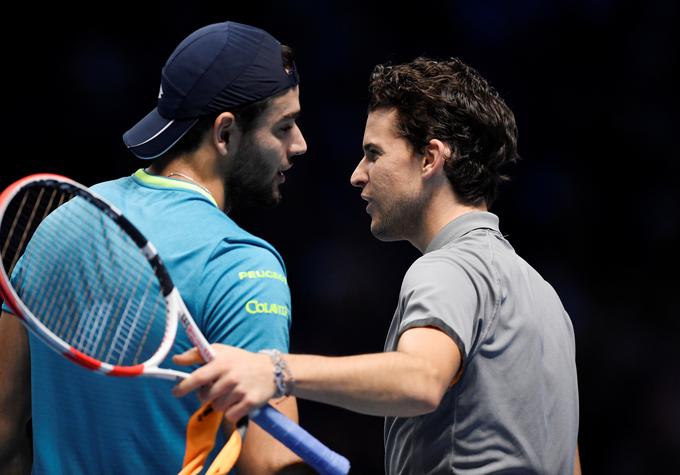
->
[198,242,291,353]
[398,256,480,362]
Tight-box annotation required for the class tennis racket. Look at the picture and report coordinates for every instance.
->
[0,173,350,475]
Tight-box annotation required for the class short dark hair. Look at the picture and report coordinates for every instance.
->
[368,57,519,207]
[156,45,296,162]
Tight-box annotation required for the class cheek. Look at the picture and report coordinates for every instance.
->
[267,150,283,173]
[252,145,280,175]
[373,166,401,192]
[259,140,284,168]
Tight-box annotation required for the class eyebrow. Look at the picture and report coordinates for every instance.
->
[278,111,301,122]
[363,142,383,153]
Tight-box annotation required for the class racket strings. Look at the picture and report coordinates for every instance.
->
[2,188,55,275]
[27,200,165,364]
[14,196,165,364]
[1,185,168,366]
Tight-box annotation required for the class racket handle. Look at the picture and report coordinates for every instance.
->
[250,405,350,475]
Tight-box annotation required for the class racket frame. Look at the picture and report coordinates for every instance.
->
[0,174,184,378]
[0,173,350,475]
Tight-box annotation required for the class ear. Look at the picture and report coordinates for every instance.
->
[421,139,451,180]
[212,112,238,155]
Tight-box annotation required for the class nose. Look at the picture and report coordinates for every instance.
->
[350,157,368,188]
[288,124,307,158]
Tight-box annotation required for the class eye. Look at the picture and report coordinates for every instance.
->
[277,121,296,136]
[365,148,381,161]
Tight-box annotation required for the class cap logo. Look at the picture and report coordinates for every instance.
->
[158,84,164,99]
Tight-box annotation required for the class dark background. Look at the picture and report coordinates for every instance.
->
[2,0,678,473]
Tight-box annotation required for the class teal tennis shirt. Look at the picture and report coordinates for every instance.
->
[9,169,292,474]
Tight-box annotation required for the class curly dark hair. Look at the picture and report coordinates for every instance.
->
[368,57,519,207]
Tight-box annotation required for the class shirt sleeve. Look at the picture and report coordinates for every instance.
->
[197,241,291,353]
[397,254,482,362]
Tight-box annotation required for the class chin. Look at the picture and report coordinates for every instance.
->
[264,189,282,208]
[370,220,404,242]
[271,187,282,204]
[370,222,390,241]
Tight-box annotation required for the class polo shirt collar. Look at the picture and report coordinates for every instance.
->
[132,168,218,207]
[425,211,500,253]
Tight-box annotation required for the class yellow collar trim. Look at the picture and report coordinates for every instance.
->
[133,169,218,207]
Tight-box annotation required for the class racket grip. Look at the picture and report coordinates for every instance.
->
[250,404,350,475]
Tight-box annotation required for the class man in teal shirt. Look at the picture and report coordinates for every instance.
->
[0,21,309,474]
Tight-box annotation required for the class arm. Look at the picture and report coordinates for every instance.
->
[173,326,462,422]
[0,312,32,474]
[573,444,581,475]
[237,396,315,475]
[199,245,314,473]
[291,326,461,416]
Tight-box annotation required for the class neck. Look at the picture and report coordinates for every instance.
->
[410,187,487,253]
[148,153,226,211]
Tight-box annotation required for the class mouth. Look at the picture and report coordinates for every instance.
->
[277,163,293,182]
[361,195,373,214]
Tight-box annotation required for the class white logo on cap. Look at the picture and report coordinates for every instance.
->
[158,84,164,99]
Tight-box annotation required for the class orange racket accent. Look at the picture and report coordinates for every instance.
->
[66,348,101,370]
[179,403,240,475]
[110,364,145,376]
[205,425,242,475]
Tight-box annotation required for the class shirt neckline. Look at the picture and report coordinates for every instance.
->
[425,211,501,253]
[132,168,218,207]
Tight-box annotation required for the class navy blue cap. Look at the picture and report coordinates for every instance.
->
[123,21,299,159]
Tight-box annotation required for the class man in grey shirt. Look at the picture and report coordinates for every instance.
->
[384,211,578,473]
[174,57,581,474]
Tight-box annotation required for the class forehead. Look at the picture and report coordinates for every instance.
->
[363,108,410,149]
[364,108,401,141]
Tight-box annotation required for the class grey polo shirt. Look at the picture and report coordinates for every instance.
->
[384,212,579,474]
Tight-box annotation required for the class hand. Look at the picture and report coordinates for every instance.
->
[172,344,277,423]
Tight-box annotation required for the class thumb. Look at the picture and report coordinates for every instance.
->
[173,347,205,366]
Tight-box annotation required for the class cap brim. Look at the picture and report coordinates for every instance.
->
[123,108,199,160]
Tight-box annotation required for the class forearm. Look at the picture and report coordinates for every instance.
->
[287,352,445,416]
[0,386,30,463]
[0,429,31,475]
[0,313,31,469]
[237,397,314,474]
[0,378,31,472]
[573,444,581,475]
[173,328,460,421]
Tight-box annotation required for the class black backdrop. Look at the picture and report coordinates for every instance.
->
[2,1,678,473]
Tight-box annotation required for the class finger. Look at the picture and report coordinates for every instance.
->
[172,347,204,366]
[224,397,255,424]
[204,372,242,402]
[196,375,236,404]
[198,385,210,403]
[172,364,220,397]
[210,389,243,413]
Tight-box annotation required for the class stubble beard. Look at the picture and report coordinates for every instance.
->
[370,191,428,242]
[226,137,280,210]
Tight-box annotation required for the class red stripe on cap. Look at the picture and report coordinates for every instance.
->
[110,364,144,377]
[66,348,102,370]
